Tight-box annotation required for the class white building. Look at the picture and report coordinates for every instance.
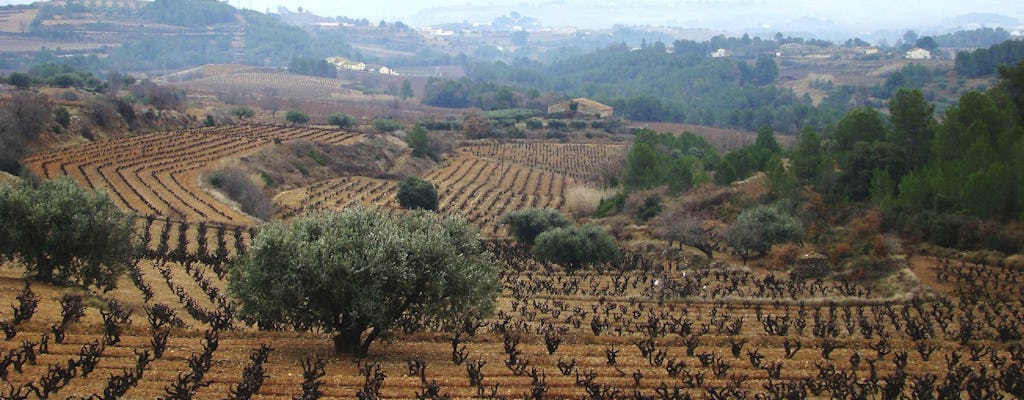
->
[326,57,365,71]
[905,48,932,60]
[711,48,729,58]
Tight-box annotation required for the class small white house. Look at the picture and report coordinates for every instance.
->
[326,56,366,71]
[711,48,729,58]
[905,48,932,60]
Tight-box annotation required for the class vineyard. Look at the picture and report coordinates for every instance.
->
[0,242,1022,399]
[4,129,1023,399]
[278,141,610,236]
[175,72,358,101]
[22,124,363,225]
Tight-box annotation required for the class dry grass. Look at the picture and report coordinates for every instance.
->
[563,185,616,218]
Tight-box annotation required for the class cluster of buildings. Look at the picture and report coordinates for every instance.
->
[325,57,399,76]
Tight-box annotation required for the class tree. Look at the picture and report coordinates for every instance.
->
[914,36,938,53]
[7,73,31,89]
[406,125,433,159]
[997,59,1024,123]
[327,113,357,129]
[725,206,803,264]
[396,177,438,211]
[888,88,935,169]
[653,208,722,259]
[228,208,500,356]
[1,91,54,172]
[752,56,779,85]
[462,110,490,139]
[400,79,414,100]
[533,224,620,272]
[791,126,824,182]
[285,109,309,125]
[502,208,570,245]
[231,106,255,120]
[0,177,137,290]
[754,125,782,154]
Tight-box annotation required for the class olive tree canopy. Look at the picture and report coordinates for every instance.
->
[228,207,500,356]
[0,177,137,290]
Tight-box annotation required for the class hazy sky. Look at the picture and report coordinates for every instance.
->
[233,0,1024,29]
[3,0,1022,33]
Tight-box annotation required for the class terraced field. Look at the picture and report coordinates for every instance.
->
[6,128,1022,399]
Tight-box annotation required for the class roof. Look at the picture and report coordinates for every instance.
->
[570,98,613,111]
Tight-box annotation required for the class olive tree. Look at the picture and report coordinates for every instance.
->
[725,206,803,264]
[228,207,499,356]
[534,224,621,272]
[0,177,137,290]
[502,208,570,245]
[285,109,309,125]
[653,207,722,259]
[396,177,438,211]
[327,113,357,129]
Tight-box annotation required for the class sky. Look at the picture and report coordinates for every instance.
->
[3,0,1022,35]
[237,0,1024,30]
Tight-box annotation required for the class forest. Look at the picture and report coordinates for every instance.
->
[430,42,848,133]
[614,60,1024,253]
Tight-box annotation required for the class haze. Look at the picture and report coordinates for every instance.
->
[3,0,1023,39]
[242,0,1023,34]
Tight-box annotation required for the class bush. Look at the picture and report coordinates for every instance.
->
[208,168,274,219]
[502,208,570,245]
[229,207,499,356]
[0,177,137,290]
[285,109,309,125]
[396,177,438,211]
[593,192,626,217]
[547,119,567,129]
[525,118,544,129]
[372,117,402,132]
[54,106,71,128]
[534,224,621,272]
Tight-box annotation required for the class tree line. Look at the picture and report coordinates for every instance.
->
[955,39,1024,78]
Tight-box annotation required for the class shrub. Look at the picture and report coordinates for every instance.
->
[54,106,71,128]
[372,117,402,132]
[229,207,499,356]
[546,119,567,129]
[396,177,438,211]
[525,118,544,129]
[502,208,570,245]
[534,224,621,272]
[208,168,274,219]
[593,192,626,217]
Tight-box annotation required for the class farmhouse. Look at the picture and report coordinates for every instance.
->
[905,48,932,60]
[326,56,365,71]
[547,98,614,119]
